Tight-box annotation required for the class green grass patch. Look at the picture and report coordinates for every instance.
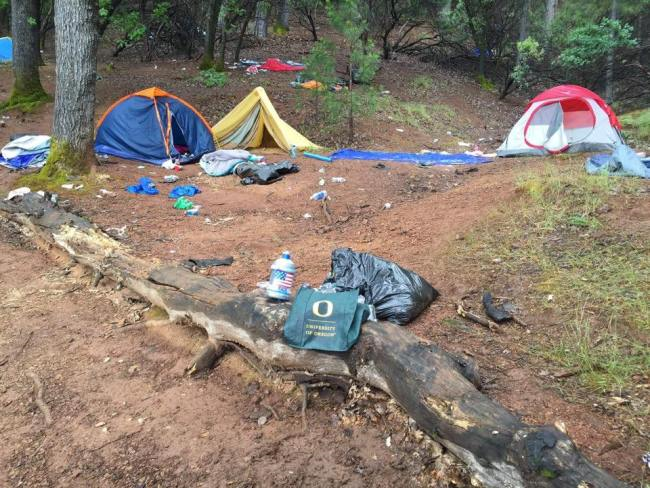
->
[455,162,649,392]
[377,95,455,129]
[620,108,650,144]
[0,90,52,113]
[195,68,228,88]
[411,75,433,91]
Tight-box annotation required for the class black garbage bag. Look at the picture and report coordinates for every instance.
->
[325,248,439,325]
[234,160,300,185]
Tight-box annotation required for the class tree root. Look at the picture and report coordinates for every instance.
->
[27,371,53,425]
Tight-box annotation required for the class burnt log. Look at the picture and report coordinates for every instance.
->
[0,194,626,488]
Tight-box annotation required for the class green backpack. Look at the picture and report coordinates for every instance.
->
[284,287,369,352]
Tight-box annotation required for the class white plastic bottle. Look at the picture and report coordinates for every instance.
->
[266,251,296,301]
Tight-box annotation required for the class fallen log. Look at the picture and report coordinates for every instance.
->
[0,194,625,488]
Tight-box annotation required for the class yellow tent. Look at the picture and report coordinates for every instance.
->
[212,86,318,152]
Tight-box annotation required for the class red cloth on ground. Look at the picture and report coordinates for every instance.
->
[259,58,304,72]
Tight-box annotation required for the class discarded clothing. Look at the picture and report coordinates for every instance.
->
[284,287,369,352]
[259,58,304,72]
[586,144,650,178]
[126,177,159,195]
[169,185,201,199]
[0,135,51,170]
[324,248,439,326]
[235,160,299,185]
[182,256,234,270]
[199,149,262,177]
[173,196,194,210]
[330,149,492,165]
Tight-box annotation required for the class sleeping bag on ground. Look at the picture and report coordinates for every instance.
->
[324,248,439,325]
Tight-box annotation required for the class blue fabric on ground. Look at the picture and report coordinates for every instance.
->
[126,177,159,195]
[586,145,650,179]
[169,185,201,199]
[330,149,492,165]
[0,150,48,170]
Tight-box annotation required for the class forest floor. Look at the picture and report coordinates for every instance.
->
[0,29,649,487]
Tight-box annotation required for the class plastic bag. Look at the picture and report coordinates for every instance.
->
[324,248,439,325]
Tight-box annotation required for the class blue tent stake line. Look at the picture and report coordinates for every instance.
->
[329,149,493,166]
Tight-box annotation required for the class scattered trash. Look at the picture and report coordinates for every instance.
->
[182,257,234,270]
[257,416,268,426]
[383,202,392,209]
[137,165,145,169]
[199,149,262,177]
[446,131,452,136]
[266,251,296,301]
[319,178,325,186]
[74,184,84,190]
[99,188,116,197]
[162,159,181,171]
[185,206,201,216]
[310,190,328,201]
[324,248,439,325]
[303,213,312,219]
[318,167,326,173]
[61,183,74,190]
[126,177,159,195]
[547,294,554,302]
[259,58,304,72]
[331,177,346,183]
[163,175,180,183]
[303,152,333,163]
[173,196,194,210]
[4,187,31,200]
[169,185,201,199]
[385,436,392,448]
[289,144,298,159]
[457,141,472,147]
[396,128,404,133]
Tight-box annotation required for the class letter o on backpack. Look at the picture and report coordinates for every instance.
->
[312,300,334,318]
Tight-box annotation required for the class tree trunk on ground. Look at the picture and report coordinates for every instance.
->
[277,0,290,30]
[233,1,256,63]
[48,0,98,176]
[254,1,269,39]
[5,0,48,108]
[199,0,223,69]
[0,193,627,488]
[605,0,618,105]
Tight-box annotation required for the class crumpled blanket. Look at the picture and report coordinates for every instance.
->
[199,149,256,177]
[586,144,650,178]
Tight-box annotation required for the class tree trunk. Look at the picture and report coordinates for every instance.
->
[544,0,557,39]
[277,0,290,30]
[516,0,530,64]
[0,193,628,488]
[200,0,223,69]
[605,0,617,105]
[49,0,98,176]
[233,1,256,63]
[6,0,48,107]
[215,21,227,71]
[254,1,269,39]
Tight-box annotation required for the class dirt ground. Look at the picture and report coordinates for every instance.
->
[1,31,648,486]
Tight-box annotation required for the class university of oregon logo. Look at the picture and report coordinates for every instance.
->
[312,300,334,318]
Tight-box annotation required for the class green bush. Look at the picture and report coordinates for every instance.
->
[196,69,229,88]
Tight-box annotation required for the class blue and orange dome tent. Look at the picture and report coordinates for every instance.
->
[95,87,215,165]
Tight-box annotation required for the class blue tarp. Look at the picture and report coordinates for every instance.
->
[0,151,48,170]
[95,92,215,165]
[330,149,492,165]
[586,145,650,179]
[0,37,12,63]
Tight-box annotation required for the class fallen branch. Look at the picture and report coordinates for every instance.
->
[457,302,500,332]
[0,194,625,488]
[27,371,53,425]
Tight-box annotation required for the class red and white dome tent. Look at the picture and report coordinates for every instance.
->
[497,85,623,157]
